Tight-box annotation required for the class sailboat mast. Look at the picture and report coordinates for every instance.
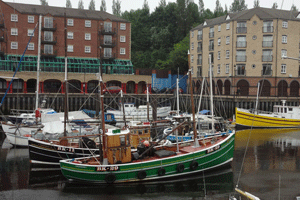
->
[147,85,150,121]
[188,50,197,141]
[63,9,68,137]
[209,54,214,132]
[176,77,180,115]
[121,90,127,127]
[35,15,42,111]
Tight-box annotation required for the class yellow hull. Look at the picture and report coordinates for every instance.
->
[235,108,300,129]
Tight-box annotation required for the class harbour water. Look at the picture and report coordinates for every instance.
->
[1,128,300,200]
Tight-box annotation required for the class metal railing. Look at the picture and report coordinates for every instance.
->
[236,41,247,48]
[262,55,273,62]
[236,55,247,62]
[197,35,202,40]
[262,26,273,33]
[209,32,214,38]
[236,27,247,33]
[261,69,273,76]
[262,41,273,47]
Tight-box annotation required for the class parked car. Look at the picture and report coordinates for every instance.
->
[103,86,122,94]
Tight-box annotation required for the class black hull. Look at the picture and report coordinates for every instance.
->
[28,139,99,167]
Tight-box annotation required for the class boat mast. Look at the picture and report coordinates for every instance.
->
[209,54,214,133]
[147,84,150,121]
[188,50,197,142]
[176,70,180,115]
[35,15,42,111]
[121,90,127,127]
[63,9,68,137]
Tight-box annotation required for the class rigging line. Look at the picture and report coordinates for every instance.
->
[49,84,63,108]
[0,21,39,108]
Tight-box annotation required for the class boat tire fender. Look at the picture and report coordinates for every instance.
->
[190,160,198,170]
[105,173,116,184]
[177,163,185,173]
[158,168,166,176]
[137,170,147,179]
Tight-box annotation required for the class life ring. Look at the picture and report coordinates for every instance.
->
[189,160,199,170]
[23,134,31,137]
[105,173,116,184]
[177,163,185,173]
[157,168,166,176]
[137,170,147,179]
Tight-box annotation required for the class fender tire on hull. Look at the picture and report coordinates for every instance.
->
[137,170,147,179]
[157,168,166,176]
[177,163,185,173]
[105,173,116,184]
[190,160,199,170]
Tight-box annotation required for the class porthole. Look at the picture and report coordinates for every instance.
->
[252,64,256,68]
[252,50,256,54]
[252,35,257,40]
[253,21,257,25]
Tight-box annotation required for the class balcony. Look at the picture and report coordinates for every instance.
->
[42,23,57,31]
[197,35,202,40]
[41,36,57,45]
[101,53,116,60]
[236,55,247,62]
[41,50,57,58]
[262,55,273,62]
[209,32,214,38]
[99,28,117,35]
[236,27,247,33]
[262,26,273,33]
[100,40,116,48]
[197,59,202,65]
[209,45,214,51]
[236,41,247,48]
[262,69,272,76]
[235,69,246,76]
[0,21,4,28]
[262,41,273,47]
[197,47,202,53]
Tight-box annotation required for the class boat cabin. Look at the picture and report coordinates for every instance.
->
[273,100,300,119]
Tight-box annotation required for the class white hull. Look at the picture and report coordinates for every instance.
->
[5,132,29,147]
[2,124,37,135]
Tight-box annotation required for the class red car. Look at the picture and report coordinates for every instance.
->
[103,86,122,94]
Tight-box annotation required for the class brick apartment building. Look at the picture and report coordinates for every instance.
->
[190,7,300,97]
[0,1,151,94]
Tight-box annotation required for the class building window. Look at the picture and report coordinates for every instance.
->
[104,22,112,32]
[44,45,53,54]
[209,27,214,38]
[28,43,34,50]
[236,64,246,76]
[262,64,272,76]
[28,29,34,37]
[237,36,246,47]
[209,40,214,51]
[191,55,194,63]
[217,51,220,60]
[236,50,246,62]
[11,28,18,36]
[262,49,272,62]
[226,36,230,44]
[226,50,230,59]
[120,35,126,43]
[104,48,112,57]
[67,45,73,52]
[218,38,221,46]
[217,64,221,74]
[11,14,18,22]
[281,49,287,58]
[282,21,288,28]
[67,19,74,26]
[197,66,202,77]
[85,46,91,53]
[263,21,273,33]
[226,23,230,30]
[120,48,126,55]
[11,42,18,49]
[44,31,53,41]
[67,32,73,39]
[44,17,53,28]
[225,64,229,74]
[197,42,202,52]
[85,33,91,40]
[237,22,247,33]
[197,54,202,65]
[281,64,286,74]
[120,23,126,30]
[85,20,91,27]
[262,35,273,47]
[197,30,202,40]
[209,52,214,63]
[191,31,194,38]
[28,16,34,23]
[282,35,287,44]
[218,25,221,32]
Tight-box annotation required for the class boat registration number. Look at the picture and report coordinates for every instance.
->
[57,146,75,152]
[206,145,220,154]
[95,166,120,171]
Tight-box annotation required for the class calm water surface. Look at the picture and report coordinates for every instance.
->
[1,128,300,200]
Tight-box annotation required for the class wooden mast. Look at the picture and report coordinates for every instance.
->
[188,50,197,142]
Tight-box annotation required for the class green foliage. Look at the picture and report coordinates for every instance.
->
[272,2,278,9]
[253,0,259,8]
[291,4,298,11]
[89,0,95,10]
[66,0,72,8]
[214,0,224,17]
[112,0,122,16]
[229,0,247,12]
[100,0,106,11]
[40,0,48,6]
[78,0,84,9]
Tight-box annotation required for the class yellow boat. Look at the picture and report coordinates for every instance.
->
[235,101,300,129]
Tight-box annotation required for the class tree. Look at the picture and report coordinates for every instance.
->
[198,0,204,15]
[253,0,259,8]
[40,0,48,6]
[224,4,228,13]
[229,0,247,12]
[66,0,72,8]
[214,0,224,17]
[291,4,298,11]
[100,0,106,11]
[78,0,84,9]
[159,0,167,7]
[143,0,150,11]
[89,0,95,10]
[272,2,278,9]
[112,0,121,16]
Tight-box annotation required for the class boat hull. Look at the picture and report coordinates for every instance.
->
[5,132,29,147]
[60,133,235,184]
[235,107,300,129]
[28,137,100,166]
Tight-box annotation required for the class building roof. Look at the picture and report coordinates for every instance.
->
[192,7,300,31]
[4,1,129,22]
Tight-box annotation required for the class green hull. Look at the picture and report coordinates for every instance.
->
[60,133,235,184]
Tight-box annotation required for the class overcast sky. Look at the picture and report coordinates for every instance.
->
[3,0,300,14]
